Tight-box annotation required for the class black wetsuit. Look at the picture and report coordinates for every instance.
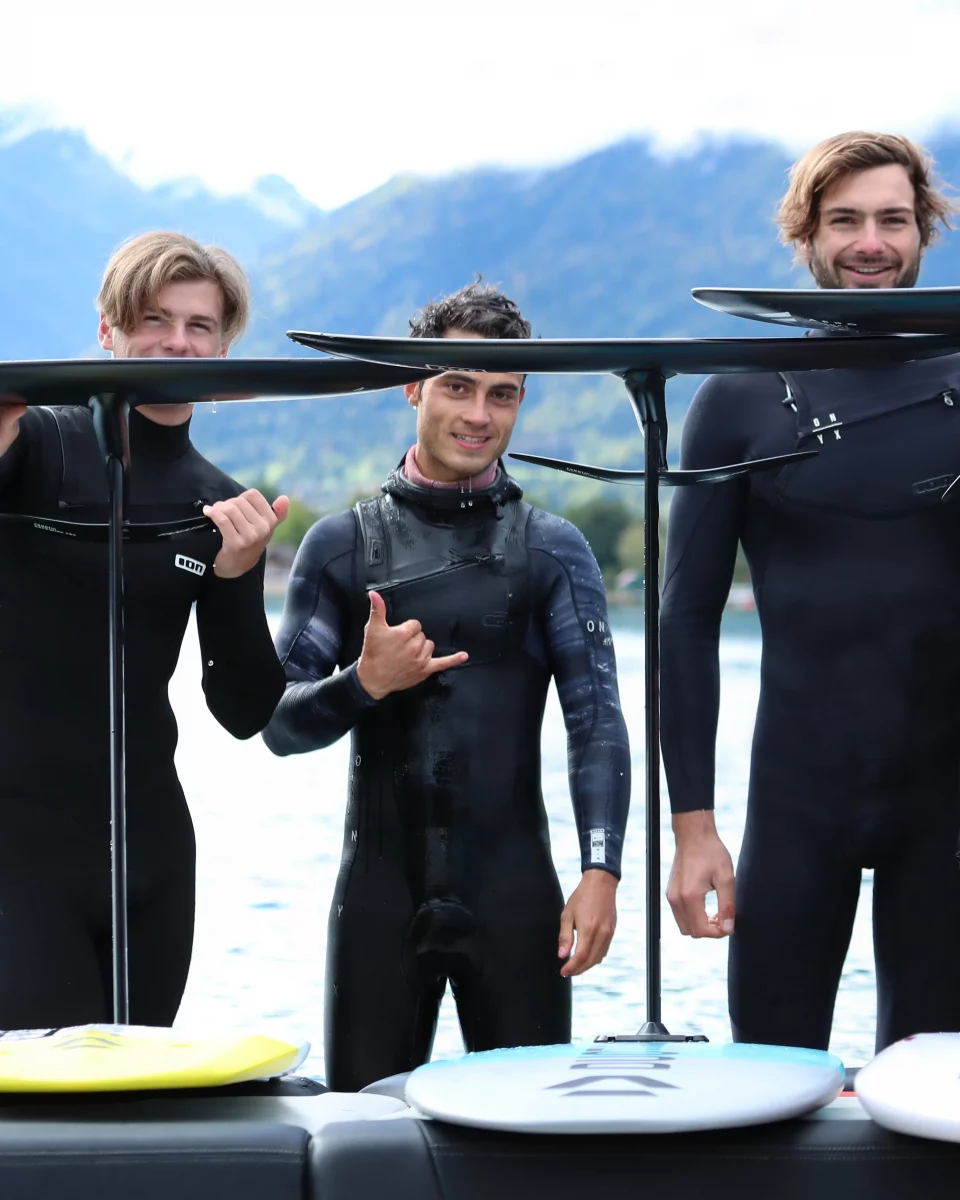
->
[263,463,630,1092]
[660,354,960,1053]
[0,406,284,1028]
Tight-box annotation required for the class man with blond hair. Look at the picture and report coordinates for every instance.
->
[660,133,960,1052]
[0,231,287,1027]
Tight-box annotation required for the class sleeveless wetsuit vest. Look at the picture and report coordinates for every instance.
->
[349,470,551,910]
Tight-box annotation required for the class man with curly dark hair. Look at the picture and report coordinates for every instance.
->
[264,280,631,1091]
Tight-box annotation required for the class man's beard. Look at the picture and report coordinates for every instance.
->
[808,248,921,290]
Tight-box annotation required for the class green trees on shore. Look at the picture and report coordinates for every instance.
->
[556,496,751,592]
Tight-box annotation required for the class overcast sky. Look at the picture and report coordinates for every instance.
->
[3,0,960,210]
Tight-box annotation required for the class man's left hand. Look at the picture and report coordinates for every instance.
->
[204,490,290,579]
[558,869,618,977]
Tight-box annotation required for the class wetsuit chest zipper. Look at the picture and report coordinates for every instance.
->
[805,389,960,444]
[800,388,960,442]
[372,555,499,595]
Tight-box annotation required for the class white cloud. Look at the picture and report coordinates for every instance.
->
[3,0,960,208]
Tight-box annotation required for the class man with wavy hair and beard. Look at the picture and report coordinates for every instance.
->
[660,132,960,1054]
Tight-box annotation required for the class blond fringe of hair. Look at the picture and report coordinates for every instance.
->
[96,231,251,343]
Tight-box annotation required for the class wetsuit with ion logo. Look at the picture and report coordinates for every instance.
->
[0,405,284,1027]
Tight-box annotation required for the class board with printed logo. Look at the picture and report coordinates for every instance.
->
[403,1040,845,1133]
[855,1033,960,1143]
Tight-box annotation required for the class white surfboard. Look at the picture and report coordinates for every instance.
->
[856,1033,960,1142]
[405,1040,845,1134]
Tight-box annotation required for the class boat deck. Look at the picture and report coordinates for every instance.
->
[0,1085,957,1198]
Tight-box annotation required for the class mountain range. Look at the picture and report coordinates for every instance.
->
[3,119,960,511]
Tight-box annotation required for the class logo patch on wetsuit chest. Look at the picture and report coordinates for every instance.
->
[174,554,206,577]
[913,474,957,496]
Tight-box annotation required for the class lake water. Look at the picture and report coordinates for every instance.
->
[170,605,879,1077]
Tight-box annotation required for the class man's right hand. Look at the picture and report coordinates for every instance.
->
[0,403,26,458]
[355,590,468,700]
[666,809,736,939]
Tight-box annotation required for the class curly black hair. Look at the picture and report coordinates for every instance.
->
[408,278,531,340]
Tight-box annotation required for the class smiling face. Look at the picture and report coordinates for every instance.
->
[403,331,525,482]
[98,277,230,425]
[804,163,924,289]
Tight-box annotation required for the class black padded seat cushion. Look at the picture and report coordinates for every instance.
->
[0,1119,307,1200]
[310,1116,960,1200]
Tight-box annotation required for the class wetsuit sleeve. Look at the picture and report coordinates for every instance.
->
[659,376,748,813]
[195,554,286,739]
[261,511,378,757]
[530,512,631,879]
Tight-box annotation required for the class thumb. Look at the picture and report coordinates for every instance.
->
[716,873,736,936]
[272,495,290,524]
[367,590,388,625]
[0,403,26,428]
[558,903,575,959]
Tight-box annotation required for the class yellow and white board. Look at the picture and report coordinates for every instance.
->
[0,1025,309,1092]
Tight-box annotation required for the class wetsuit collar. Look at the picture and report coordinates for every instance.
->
[129,407,193,463]
[385,456,523,512]
[403,445,500,491]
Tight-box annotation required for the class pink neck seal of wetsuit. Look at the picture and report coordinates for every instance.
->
[403,444,499,491]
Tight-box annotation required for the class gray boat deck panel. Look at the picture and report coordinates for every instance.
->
[0,1091,957,1198]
